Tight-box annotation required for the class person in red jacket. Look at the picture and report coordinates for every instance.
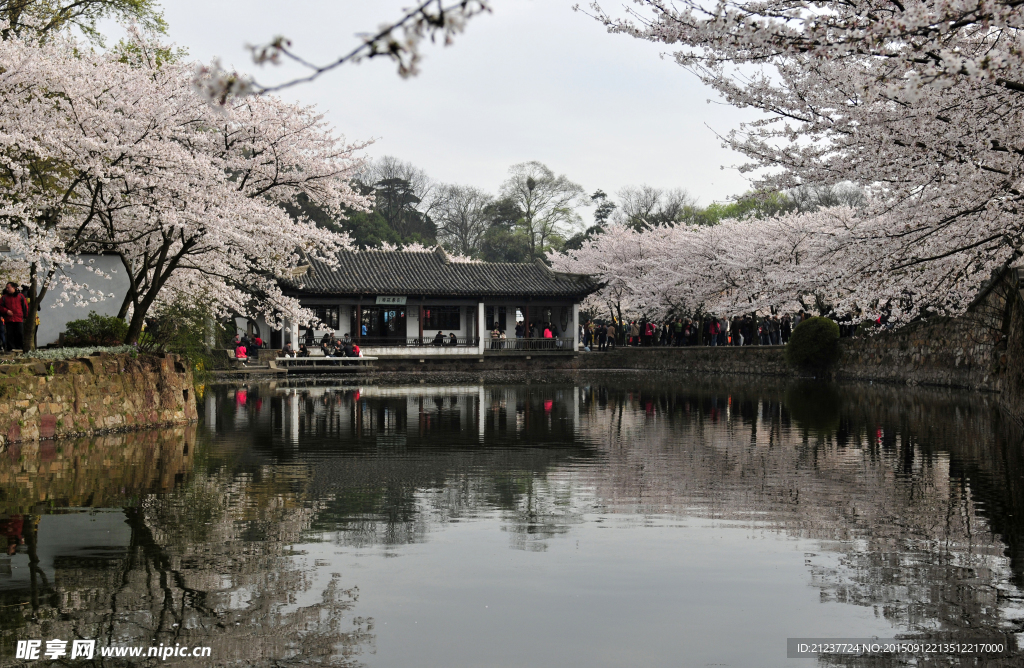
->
[1,283,27,352]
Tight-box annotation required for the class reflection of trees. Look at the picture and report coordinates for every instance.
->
[0,427,374,667]
[575,376,1024,653]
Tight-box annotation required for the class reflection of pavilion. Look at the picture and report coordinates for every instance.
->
[254,384,583,446]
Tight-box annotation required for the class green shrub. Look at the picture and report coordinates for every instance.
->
[63,312,128,346]
[138,297,225,383]
[785,316,840,371]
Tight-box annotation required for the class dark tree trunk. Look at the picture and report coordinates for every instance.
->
[25,265,39,351]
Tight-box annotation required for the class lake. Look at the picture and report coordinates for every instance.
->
[1,373,1022,666]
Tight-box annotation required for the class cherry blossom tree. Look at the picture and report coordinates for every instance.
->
[585,0,1024,324]
[551,207,899,324]
[0,29,370,346]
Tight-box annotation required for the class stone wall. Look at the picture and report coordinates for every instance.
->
[835,272,1013,392]
[998,284,1024,422]
[836,317,1006,391]
[572,345,791,376]
[0,352,197,446]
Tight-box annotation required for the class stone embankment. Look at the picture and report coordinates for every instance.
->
[0,352,197,446]
[573,345,790,376]
[836,320,1004,391]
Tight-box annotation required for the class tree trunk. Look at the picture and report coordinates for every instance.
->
[116,294,132,320]
[123,275,167,345]
[24,265,39,351]
[124,300,152,345]
[615,302,624,346]
[116,255,137,319]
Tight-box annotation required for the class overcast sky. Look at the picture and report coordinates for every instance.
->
[130,1,759,215]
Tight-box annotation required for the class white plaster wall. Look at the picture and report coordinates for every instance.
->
[31,255,130,347]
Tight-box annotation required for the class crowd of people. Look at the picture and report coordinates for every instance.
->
[580,312,812,350]
[512,321,559,340]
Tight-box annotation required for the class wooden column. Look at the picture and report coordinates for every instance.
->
[419,304,424,342]
[356,305,362,342]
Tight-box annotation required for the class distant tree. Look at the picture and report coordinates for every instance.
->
[788,184,866,212]
[358,156,438,244]
[592,189,616,228]
[339,211,405,249]
[479,197,531,263]
[433,183,492,256]
[683,192,791,226]
[615,185,697,229]
[370,177,437,243]
[564,189,615,251]
[499,162,585,258]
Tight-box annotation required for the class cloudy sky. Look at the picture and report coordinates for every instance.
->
[134,1,759,214]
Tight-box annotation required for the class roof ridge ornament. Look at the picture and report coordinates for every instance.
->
[533,257,553,275]
[434,245,451,265]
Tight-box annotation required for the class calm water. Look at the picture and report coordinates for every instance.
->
[1,374,1023,667]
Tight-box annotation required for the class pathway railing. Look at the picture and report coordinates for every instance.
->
[486,337,574,351]
[355,336,481,348]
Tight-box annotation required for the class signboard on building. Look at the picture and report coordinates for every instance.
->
[376,296,407,305]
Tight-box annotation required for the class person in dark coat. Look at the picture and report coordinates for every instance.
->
[1,283,26,352]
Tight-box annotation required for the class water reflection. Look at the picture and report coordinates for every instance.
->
[0,377,1023,666]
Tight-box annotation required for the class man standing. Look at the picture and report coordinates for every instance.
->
[1,283,26,352]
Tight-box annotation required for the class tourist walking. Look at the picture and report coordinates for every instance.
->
[606,322,616,349]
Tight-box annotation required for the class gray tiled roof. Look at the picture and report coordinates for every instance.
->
[286,248,598,299]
